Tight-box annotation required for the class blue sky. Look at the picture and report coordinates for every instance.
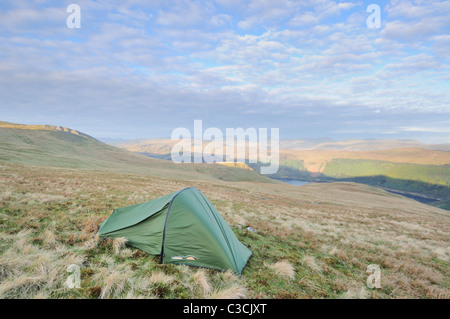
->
[0,0,449,142]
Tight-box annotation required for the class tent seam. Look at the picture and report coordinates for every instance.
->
[159,187,195,264]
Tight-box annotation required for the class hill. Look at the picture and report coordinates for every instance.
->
[0,161,449,299]
[113,138,450,168]
[0,121,95,140]
[0,123,274,184]
[114,138,450,210]
[0,122,449,299]
[280,138,450,152]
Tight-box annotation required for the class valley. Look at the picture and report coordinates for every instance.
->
[114,137,450,210]
[0,122,449,299]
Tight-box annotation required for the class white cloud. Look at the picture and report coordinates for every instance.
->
[0,0,449,141]
[386,0,450,19]
[288,11,320,27]
[400,127,450,133]
[155,0,213,27]
[381,16,449,41]
[380,53,444,76]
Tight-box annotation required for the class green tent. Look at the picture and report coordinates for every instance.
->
[98,187,252,275]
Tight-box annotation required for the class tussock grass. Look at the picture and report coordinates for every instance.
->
[82,233,100,250]
[0,229,85,298]
[425,286,450,299]
[193,269,211,294]
[302,255,322,274]
[329,247,348,261]
[1,163,449,299]
[112,237,128,255]
[207,284,248,299]
[95,269,131,299]
[342,287,369,299]
[267,260,295,280]
[148,271,175,285]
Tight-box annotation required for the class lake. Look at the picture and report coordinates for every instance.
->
[274,178,310,186]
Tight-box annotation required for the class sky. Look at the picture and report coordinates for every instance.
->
[0,0,449,142]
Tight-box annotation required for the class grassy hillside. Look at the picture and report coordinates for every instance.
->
[280,148,450,172]
[266,158,450,210]
[115,138,450,183]
[114,138,450,210]
[117,137,450,153]
[0,126,274,184]
[1,123,449,299]
[0,121,95,139]
[322,159,450,186]
[0,163,449,299]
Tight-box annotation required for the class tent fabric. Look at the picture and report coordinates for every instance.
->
[98,187,252,275]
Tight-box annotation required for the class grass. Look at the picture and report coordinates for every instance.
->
[0,127,275,184]
[1,162,449,299]
[322,159,450,186]
[266,160,450,210]
[114,135,450,209]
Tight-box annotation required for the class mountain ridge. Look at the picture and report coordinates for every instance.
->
[0,123,275,184]
[114,137,450,153]
[0,121,96,141]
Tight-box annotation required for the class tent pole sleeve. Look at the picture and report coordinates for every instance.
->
[159,187,194,264]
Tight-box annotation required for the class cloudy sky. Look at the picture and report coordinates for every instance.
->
[0,0,449,142]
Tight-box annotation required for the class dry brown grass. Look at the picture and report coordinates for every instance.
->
[0,229,85,298]
[267,260,295,280]
[96,269,131,299]
[148,271,175,286]
[207,284,248,299]
[329,247,348,261]
[193,269,211,294]
[112,237,128,255]
[1,162,449,299]
[302,255,322,274]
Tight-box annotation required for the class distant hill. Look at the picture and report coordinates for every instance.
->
[114,137,450,155]
[113,137,450,172]
[1,123,449,299]
[114,137,450,210]
[279,148,450,174]
[280,138,450,151]
[0,121,96,140]
[0,122,276,184]
[114,138,177,158]
[2,158,449,299]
